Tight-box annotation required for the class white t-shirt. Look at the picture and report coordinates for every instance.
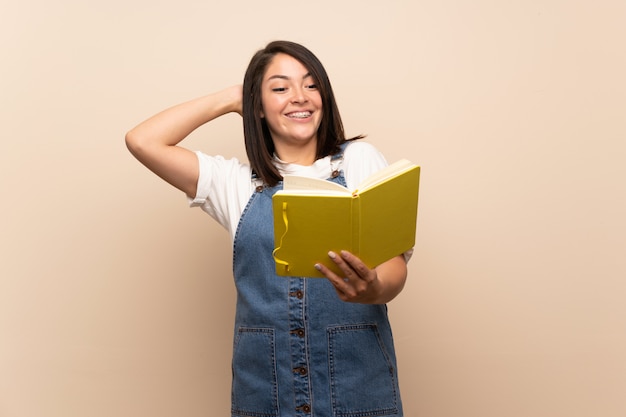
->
[189,141,388,240]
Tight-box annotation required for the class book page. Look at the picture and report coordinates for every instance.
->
[282,175,350,193]
[356,159,416,192]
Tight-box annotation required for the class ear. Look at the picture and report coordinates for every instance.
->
[259,109,265,118]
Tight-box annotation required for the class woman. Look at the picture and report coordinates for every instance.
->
[126,40,407,417]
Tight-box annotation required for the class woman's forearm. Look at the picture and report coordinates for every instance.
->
[126,86,242,148]
[373,255,408,304]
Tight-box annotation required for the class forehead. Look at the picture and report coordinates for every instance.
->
[263,53,311,80]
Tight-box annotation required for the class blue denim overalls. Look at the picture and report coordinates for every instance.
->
[231,149,403,417]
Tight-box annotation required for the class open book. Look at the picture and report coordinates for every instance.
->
[272,159,420,277]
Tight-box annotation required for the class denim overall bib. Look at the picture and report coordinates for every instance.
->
[231,149,403,417]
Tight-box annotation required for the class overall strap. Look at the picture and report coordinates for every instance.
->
[329,141,349,178]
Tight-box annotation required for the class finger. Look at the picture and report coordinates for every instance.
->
[314,261,349,290]
[337,251,372,281]
[327,251,357,280]
[315,258,356,300]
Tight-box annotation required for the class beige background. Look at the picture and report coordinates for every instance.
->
[1,0,625,416]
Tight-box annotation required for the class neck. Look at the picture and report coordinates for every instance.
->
[274,142,317,166]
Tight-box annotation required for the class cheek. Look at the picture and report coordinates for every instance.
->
[260,97,278,118]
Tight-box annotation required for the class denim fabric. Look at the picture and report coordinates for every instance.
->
[231,150,403,417]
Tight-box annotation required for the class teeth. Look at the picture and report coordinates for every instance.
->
[287,111,311,119]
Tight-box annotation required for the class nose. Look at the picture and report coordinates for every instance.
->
[291,86,308,104]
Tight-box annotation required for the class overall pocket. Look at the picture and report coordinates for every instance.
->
[328,324,400,417]
[231,327,278,417]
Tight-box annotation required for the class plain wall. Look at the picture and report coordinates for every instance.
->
[1,1,625,416]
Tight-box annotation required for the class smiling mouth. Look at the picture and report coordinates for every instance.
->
[286,111,312,119]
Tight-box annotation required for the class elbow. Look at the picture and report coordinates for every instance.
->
[125,129,145,157]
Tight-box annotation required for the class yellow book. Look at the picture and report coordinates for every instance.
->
[272,159,420,277]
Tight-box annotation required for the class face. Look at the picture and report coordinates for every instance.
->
[260,53,323,154]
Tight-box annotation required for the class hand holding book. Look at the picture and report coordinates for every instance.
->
[311,249,407,304]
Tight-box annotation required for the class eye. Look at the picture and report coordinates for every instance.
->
[304,83,318,90]
[272,87,287,93]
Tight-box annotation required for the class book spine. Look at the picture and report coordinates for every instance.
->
[351,195,361,256]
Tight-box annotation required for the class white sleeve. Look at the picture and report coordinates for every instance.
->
[342,141,389,190]
[188,152,255,238]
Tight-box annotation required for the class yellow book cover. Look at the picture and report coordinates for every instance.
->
[272,159,420,277]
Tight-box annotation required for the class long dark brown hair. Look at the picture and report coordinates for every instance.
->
[242,40,362,186]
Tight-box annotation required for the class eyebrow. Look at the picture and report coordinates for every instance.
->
[266,72,313,82]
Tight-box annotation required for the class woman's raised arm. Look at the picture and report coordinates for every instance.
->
[125,85,242,197]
